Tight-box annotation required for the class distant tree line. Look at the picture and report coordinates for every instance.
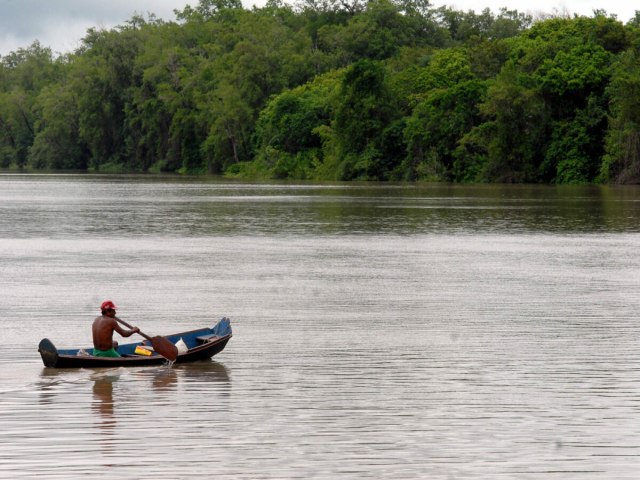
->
[1,0,640,183]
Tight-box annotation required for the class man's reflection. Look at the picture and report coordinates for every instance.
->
[91,373,119,430]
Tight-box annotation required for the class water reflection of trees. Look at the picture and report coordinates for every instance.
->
[135,184,640,236]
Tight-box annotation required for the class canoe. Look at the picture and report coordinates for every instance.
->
[38,317,232,368]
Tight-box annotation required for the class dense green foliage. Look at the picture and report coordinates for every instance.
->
[1,1,640,183]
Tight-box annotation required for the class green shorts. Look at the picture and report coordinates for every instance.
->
[92,347,121,358]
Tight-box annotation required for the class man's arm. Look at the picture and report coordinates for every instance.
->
[112,318,140,338]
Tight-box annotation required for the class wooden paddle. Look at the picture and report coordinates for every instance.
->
[115,317,178,362]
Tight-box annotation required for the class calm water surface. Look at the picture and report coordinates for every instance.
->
[1,174,639,479]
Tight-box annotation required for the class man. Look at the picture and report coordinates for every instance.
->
[92,300,140,357]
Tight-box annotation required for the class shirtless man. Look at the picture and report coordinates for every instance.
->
[92,300,140,357]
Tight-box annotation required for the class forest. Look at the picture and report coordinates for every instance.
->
[1,0,640,183]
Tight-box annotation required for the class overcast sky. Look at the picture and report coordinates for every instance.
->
[0,0,637,57]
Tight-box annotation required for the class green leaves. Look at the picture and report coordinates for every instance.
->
[253,70,337,179]
[403,49,486,181]
[535,44,611,97]
[601,49,640,182]
[0,3,639,184]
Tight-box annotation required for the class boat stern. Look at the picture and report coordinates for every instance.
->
[38,338,59,368]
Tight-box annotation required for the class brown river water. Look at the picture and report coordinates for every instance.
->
[0,174,639,479]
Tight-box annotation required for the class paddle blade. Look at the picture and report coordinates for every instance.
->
[150,336,178,362]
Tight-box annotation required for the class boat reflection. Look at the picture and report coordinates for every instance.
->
[38,360,230,410]
[174,360,231,383]
[38,360,231,438]
[150,366,179,391]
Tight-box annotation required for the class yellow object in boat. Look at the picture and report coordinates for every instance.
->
[134,345,153,356]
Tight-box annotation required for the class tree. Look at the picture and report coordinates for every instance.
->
[0,89,35,167]
[324,59,398,179]
[403,48,486,180]
[0,42,62,168]
[404,80,486,181]
[175,0,243,22]
[601,49,640,183]
[475,65,550,182]
[29,82,89,169]
[316,0,444,67]
[201,82,253,173]
[251,71,337,178]
[541,96,606,183]
[74,28,143,170]
[466,16,619,183]
[435,7,531,43]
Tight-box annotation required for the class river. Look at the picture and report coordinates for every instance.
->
[0,174,639,479]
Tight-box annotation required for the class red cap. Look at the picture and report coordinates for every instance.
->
[100,300,118,311]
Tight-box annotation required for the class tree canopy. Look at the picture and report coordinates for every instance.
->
[1,1,639,183]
